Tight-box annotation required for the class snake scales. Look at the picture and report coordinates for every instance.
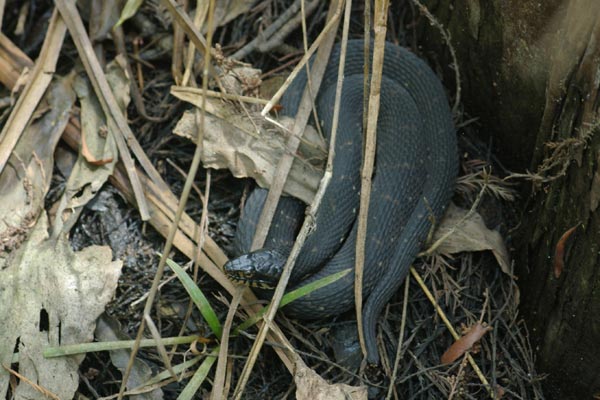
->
[225,40,457,364]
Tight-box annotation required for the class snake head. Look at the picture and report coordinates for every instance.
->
[224,248,289,289]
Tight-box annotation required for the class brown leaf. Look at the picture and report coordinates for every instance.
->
[495,385,506,399]
[440,323,492,364]
[553,224,578,278]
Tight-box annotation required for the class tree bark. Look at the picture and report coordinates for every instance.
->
[420,1,600,398]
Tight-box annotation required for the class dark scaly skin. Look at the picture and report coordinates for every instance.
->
[226,40,457,364]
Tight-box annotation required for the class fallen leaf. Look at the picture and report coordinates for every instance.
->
[95,316,164,400]
[440,323,492,364]
[0,75,75,266]
[432,203,512,277]
[294,356,367,400]
[553,224,578,278]
[0,215,122,400]
[172,100,326,204]
[495,385,506,399]
[51,56,129,237]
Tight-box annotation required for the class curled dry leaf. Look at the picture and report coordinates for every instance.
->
[440,323,492,365]
[553,224,578,278]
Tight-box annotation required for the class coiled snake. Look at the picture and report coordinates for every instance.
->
[225,40,457,364]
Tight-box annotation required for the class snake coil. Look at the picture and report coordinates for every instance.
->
[226,40,457,364]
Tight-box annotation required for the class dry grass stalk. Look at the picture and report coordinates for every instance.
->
[116,0,219,396]
[355,0,390,361]
[409,266,493,397]
[249,0,344,251]
[0,10,65,176]
[231,2,346,397]
[55,0,151,220]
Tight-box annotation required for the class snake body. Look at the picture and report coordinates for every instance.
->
[226,40,457,364]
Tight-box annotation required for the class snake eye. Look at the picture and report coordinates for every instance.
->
[224,248,287,289]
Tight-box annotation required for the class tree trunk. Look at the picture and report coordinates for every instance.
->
[420,1,600,398]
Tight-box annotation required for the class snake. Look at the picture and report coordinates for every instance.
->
[225,39,457,364]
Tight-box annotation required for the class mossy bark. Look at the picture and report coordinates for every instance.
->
[419,1,600,398]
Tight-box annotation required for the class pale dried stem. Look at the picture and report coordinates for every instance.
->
[355,0,390,361]
[386,274,411,400]
[0,10,65,177]
[211,286,244,400]
[182,1,209,86]
[409,267,493,397]
[117,0,218,397]
[54,0,151,220]
[232,1,347,398]
[231,0,319,60]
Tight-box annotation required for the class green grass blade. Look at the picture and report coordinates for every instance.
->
[141,355,204,387]
[177,348,219,400]
[166,258,223,337]
[44,335,199,357]
[115,0,143,27]
[235,268,351,333]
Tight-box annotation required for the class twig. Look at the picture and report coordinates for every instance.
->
[0,9,65,176]
[171,0,188,84]
[54,0,151,220]
[211,286,245,400]
[116,0,218,397]
[182,1,209,86]
[112,25,168,122]
[169,167,212,362]
[409,267,493,397]
[2,364,60,400]
[231,0,318,60]
[0,0,4,33]
[386,274,410,400]
[171,86,270,105]
[250,0,344,251]
[355,0,390,361]
[160,0,227,95]
[410,0,461,114]
[257,0,320,55]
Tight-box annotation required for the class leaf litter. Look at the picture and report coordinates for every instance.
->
[0,0,545,399]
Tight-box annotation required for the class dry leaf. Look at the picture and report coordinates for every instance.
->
[433,203,512,276]
[440,323,491,364]
[0,76,75,266]
[213,0,255,27]
[495,385,506,399]
[294,356,367,400]
[0,215,122,400]
[51,57,129,237]
[95,316,163,400]
[172,102,326,204]
[553,224,578,278]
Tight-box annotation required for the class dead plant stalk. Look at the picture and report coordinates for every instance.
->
[116,0,217,397]
[232,1,350,398]
[355,0,390,360]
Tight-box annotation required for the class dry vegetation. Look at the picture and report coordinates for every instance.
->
[0,0,544,399]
